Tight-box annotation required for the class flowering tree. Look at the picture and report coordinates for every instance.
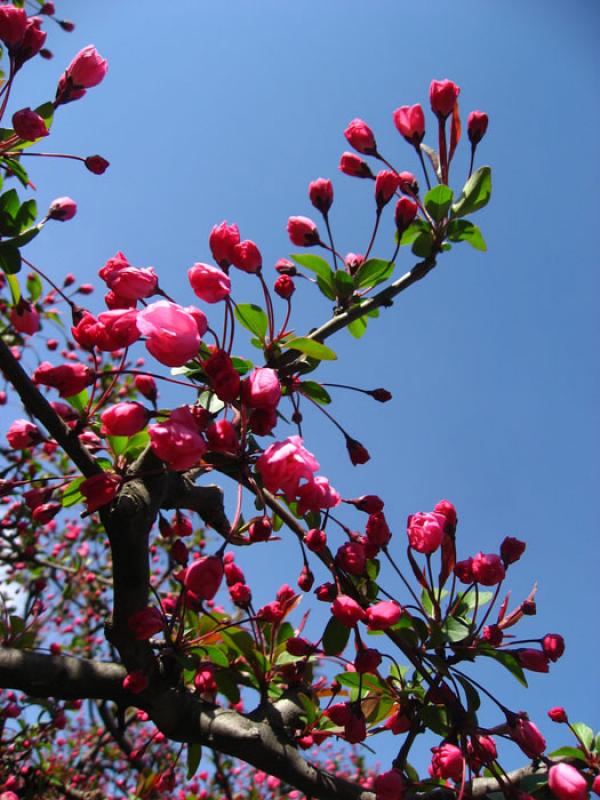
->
[0,4,597,800]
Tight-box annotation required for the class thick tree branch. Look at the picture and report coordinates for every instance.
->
[0,648,127,701]
[0,335,100,478]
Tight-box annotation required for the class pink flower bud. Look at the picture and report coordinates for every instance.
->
[354,647,382,674]
[12,107,48,140]
[134,374,157,403]
[287,216,321,247]
[188,262,231,303]
[510,717,546,758]
[548,706,568,723]
[128,607,164,640]
[394,197,418,234]
[346,437,370,465]
[309,178,334,214]
[548,764,589,800]
[256,435,319,500]
[297,565,314,591]
[431,743,464,783]
[375,769,405,800]
[500,536,526,565]
[6,419,42,449]
[471,552,505,586]
[184,555,224,601]
[274,274,295,299]
[100,402,148,437]
[375,170,400,209]
[429,79,460,119]
[10,300,40,335]
[304,528,327,553]
[206,419,238,453]
[517,648,549,673]
[346,495,384,514]
[242,367,281,410]
[434,499,458,530]
[366,511,391,547]
[229,582,251,607]
[286,636,313,656]
[80,472,121,512]
[13,16,47,70]
[64,44,108,88]
[48,196,77,221]
[592,775,600,796]
[123,670,149,694]
[393,104,426,147]
[137,301,201,367]
[467,111,489,145]
[331,595,366,627]
[366,600,403,631]
[209,221,240,268]
[335,541,366,575]
[149,407,207,471]
[33,361,93,397]
[0,5,27,47]
[85,155,110,174]
[407,511,445,554]
[339,152,374,179]
[344,118,377,155]
[543,633,565,662]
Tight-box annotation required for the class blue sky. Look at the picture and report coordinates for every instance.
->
[8,0,599,773]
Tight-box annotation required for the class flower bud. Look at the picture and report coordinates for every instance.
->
[548,706,567,723]
[12,107,48,140]
[308,178,333,214]
[274,274,295,299]
[304,528,327,553]
[407,511,445,554]
[188,262,231,303]
[354,647,382,674]
[331,595,366,627]
[375,170,400,209]
[287,216,321,247]
[248,516,272,542]
[344,118,377,155]
[123,670,149,694]
[339,152,374,179]
[375,769,405,800]
[335,541,366,575]
[231,239,262,273]
[128,607,164,640]
[366,511,391,547]
[0,5,27,48]
[393,104,425,147]
[84,155,109,174]
[429,79,460,120]
[184,556,224,601]
[48,196,77,221]
[346,437,370,465]
[517,648,549,673]
[500,536,526,565]
[134,374,157,403]
[366,600,403,631]
[467,111,489,145]
[542,633,565,662]
[548,763,589,800]
[275,258,297,276]
[394,197,418,235]
[297,565,314,591]
[471,552,505,586]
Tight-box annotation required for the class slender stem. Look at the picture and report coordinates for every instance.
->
[416,146,433,190]
[364,209,382,261]
[381,546,426,612]
[468,145,476,179]
[323,212,339,271]
[438,117,448,185]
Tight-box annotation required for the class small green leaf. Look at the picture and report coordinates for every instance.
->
[7,273,21,304]
[300,381,331,404]
[571,722,594,751]
[316,274,337,300]
[399,219,430,246]
[16,199,37,232]
[290,253,333,282]
[334,269,354,299]
[65,389,89,415]
[347,315,368,339]
[0,244,22,274]
[447,219,487,251]
[354,258,395,289]
[411,232,434,258]
[61,477,84,508]
[424,185,453,222]
[548,746,586,762]
[199,645,230,669]
[452,166,492,218]
[231,356,254,375]
[322,616,350,656]
[198,390,225,414]
[125,430,150,460]
[479,646,528,687]
[234,303,268,340]
[26,272,42,302]
[107,435,128,456]
[186,743,202,779]
[284,337,337,361]
[442,615,471,643]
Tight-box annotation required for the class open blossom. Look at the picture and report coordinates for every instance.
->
[137,300,201,366]
[99,251,158,300]
[296,475,341,515]
[431,743,464,783]
[407,511,445,554]
[149,407,207,471]
[33,361,93,397]
[471,552,505,585]
[188,262,231,303]
[256,435,319,500]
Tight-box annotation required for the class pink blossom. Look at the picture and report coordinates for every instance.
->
[242,368,281,410]
[548,764,589,800]
[184,556,224,601]
[10,301,40,335]
[100,402,148,437]
[471,552,505,585]
[6,419,41,449]
[366,600,403,631]
[137,300,201,366]
[48,196,77,221]
[407,511,445,554]
[296,475,341,515]
[64,44,108,88]
[393,104,426,147]
[375,769,405,800]
[188,262,231,303]
[256,435,319,500]
[331,595,366,628]
[431,743,464,783]
[149,407,207,471]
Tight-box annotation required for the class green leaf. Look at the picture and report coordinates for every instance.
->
[571,722,594,751]
[125,430,150,460]
[424,185,453,223]
[548,746,586,762]
[447,219,487,251]
[451,166,492,218]
[322,616,350,656]
[290,253,333,282]
[354,258,395,289]
[26,272,42,302]
[316,274,337,300]
[399,219,430,246]
[187,743,202,780]
[442,615,471,643]
[283,337,337,361]
[0,157,30,188]
[455,674,481,713]
[234,303,268,340]
[454,590,493,615]
[196,645,230,669]
[215,670,241,704]
[61,477,85,508]
[107,435,128,456]
[411,232,434,258]
[347,315,368,339]
[333,269,354,299]
[35,102,55,129]
[420,704,451,737]
[65,389,89,415]
[7,273,21,303]
[0,244,22,274]
[479,646,528,687]
[1,224,42,250]
[231,356,254,376]
[198,390,225,414]
[16,199,37,232]
[300,381,331,405]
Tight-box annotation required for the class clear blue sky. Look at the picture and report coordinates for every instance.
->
[10,0,599,773]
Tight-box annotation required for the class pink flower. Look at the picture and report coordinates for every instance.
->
[184,556,224,601]
[548,707,568,723]
[128,607,164,640]
[64,44,108,88]
[80,472,121,512]
[231,239,262,273]
[548,764,589,800]
[434,499,458,529]
[12,107,48,140]
[188,262,231,303]
[468,111,489,145]
[375,170,400,209]
[296,475,341,515]
[14,16,46,68]
[0,5,27,47]
[394,197,418,234]
[304,528,327,553]
[209,221,240,268]
[10,301,40,335]
[48,197,77,221]
[287,216,321,247]
[339,152,374,179]
[354,647,382,674]
[375,769,405,800]
[393,104,425,147]
[242,368,281,410]
[256,435,319,500]
[510,717,546,758]
[471,552,505,585]
[500,536,526,565]
[149,407,207,471]
[366,600,403,631]
[430,79,460,119]
[366,511,391,546]
[309,178,334,214]
[407,511,445,554]
[431,743,464,783]
[100,402,148,437]
[99,251,157,300]
[517,648,549,673]
[6,419,41,449]
[137,301,201,366]
[331,595,366,628]
[344,118,377,155]
[206,419,238,453]
[96,309,141,350]
[274,274,295,299]
[33,361,93,397]
[335,542,367,576]
[134,374,157,402]
[543,633,565,662]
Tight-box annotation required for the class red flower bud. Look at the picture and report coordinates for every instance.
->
[184,556,224,601]
[339,152,374,179]
[366,600,403,631]
[287,216,321,247]
[231,239,262,273]
[366,511,391,547]
[375,170,400,209]
[346,437,370,465]
[375,769,405,800]
[368,388,392,402]
[548,763,588,800]
[429,79,460,120]
[274,274,295,299]
[297,566,314,591]
[123,670,149,694]
[517,648,549,673]
[0,5,27,48]
[287,636,313,656]
[81,472,121,512]
[467,111,489,146]
[471,552,505,586]
[315,582,337,601]
[128,607,164,640]
[309,178,334,214]
[12,107,48,140]
[209,221,240,268]
[394,197,418,234]
[393,104,425,147]
[331,595,366,627]
[275,258,297,276]
[304,528,327,553]
[344,118,377,155]
[500,536,526,565]
[229,582,252,607]
[85,155,109,174]
[354,647,382,674]
[248,516,273,542]
[548,706,568,723]
[542,633,565,662]
[335,541,366,575]
[345,495,384,514]
[134,374,157,403]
